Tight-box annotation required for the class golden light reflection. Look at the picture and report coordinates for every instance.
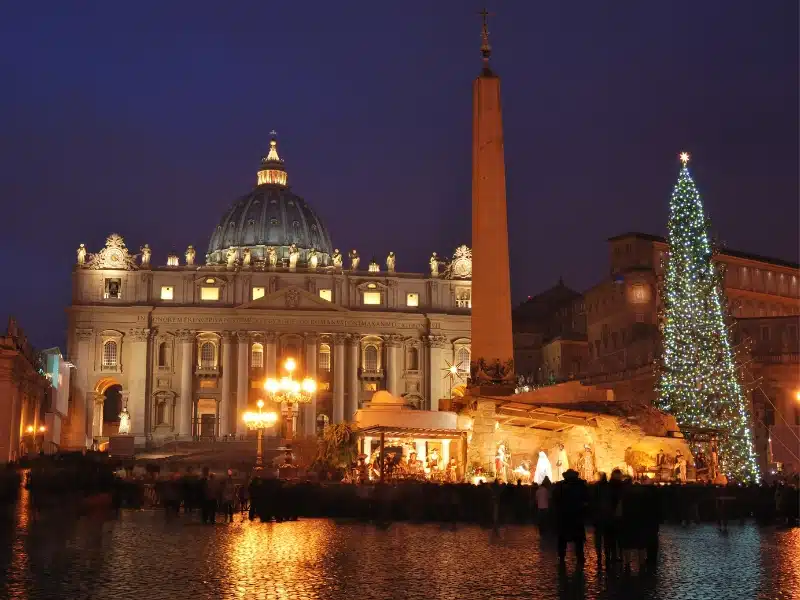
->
[226,520,328,594]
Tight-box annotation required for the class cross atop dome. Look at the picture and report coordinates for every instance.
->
[479,8,494,71]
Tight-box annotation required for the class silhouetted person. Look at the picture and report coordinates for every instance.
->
[552,468,589,565]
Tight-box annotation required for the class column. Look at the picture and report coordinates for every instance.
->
[416,439,426,462]
[235,331,249,436]
[220,332,233,437]
[178,330,195,437]
[69,328,93,449]
[363,435,372,456]
[91,394,104,438]
[304,333,318,437]
[332,334,346,423]
[264,332,277,378]
[441,439,451,467]
[127,328,150,444]
[386,335,402,396]
[346,335,360,421]
[426,335,447,411]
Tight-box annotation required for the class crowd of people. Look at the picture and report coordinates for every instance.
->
[3,453,798,570]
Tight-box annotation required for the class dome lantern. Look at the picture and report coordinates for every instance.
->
[256,132,288,187]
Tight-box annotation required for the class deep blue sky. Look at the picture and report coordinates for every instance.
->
[1,2,797,350]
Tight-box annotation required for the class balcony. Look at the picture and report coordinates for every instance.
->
[359,367,384,381]
[195,365,219,376]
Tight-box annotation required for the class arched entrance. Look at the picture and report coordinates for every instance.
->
[92,378,122,438]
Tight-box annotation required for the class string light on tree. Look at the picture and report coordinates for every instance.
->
[655,151,760,482]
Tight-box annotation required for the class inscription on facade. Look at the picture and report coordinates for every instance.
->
[151,315,436,330]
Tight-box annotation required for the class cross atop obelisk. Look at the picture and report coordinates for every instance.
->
[468,10,515,395]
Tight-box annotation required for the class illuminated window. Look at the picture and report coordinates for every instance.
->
[205,277,216,284]
[456,288,471,308]
[160,286,174,300]
[364,345,378,371]
[251,343,264,368]
[317,381,331,391]
[201,287,220,301]
[199,379,216,389]
[319,289,332,302]
[104,278,121,299]
[406,293,419,307]
[252,287,265,300]
[102,341,118,368]
[455,347,470,370]
[363,291,381,305]
[200,342,215,368]
[367,283,377,289]
[167,254,179,267]
[319,344,331,371]
[363,382,378,392]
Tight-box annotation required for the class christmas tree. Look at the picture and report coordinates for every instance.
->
[656,152,760,482]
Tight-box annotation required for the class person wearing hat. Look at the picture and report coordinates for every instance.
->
[552,468,590,565]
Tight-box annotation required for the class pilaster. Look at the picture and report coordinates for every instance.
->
[332,334,347,423]
[346,334,360,420]
[126,327,150,443]
[220,331,233,437]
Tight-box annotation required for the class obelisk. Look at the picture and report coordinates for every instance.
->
[469,11,515,394]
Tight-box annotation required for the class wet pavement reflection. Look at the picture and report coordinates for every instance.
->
[1,490,798,600]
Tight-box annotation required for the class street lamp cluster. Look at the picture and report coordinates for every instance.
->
[242,357,318,468]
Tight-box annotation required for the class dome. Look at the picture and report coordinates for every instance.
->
[206,137,334,266]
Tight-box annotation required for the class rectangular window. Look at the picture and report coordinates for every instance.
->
[319,289,332,302]
[199,380,216,389]
[362,382,377,392]
[252,287,265,300]
[104,278,122,299]
[201,287,220,301]
[363,291,381,305]
[317,381,331,391]
[406,292,419,307]
[760,326,770,341]
[160,286,174,300]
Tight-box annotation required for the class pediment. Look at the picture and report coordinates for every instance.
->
[239,286,347,311]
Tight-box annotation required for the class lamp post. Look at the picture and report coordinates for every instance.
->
[263,357,317,440]
[243,399,277,468]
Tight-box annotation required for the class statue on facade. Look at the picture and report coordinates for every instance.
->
[118,406,131,435]
[288,244,299,270]
[139,244,151,267]
[77,244,87,266]
[267,246,278,269]
[226,247,236,268]
[185,245,196,266]
[349,249,360,271]
[308,247,318,270]
[242,248,251,267]
[386,251,396,273]
[555,442,569,481]
[429,252,440,277]
[332,248,343,270]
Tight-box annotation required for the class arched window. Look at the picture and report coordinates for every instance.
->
[455,347,470,370]
[102,341,118,368]
[200,342,215,368]
[407,347,419,371]
[158,342,168,367]
[251,343,264,368]
[318,344,331,372]
[364,345,378,371]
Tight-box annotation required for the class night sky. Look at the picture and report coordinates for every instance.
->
[1,2,797,350]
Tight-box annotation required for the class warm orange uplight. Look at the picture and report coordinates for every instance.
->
[795,390,800,403]
[25,425,34,434]
[284,357,297,373]
[38,425,46,433]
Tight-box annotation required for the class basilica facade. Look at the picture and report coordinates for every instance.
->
[65,138,472,448]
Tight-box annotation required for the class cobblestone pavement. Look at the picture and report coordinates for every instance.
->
[1,498,798,599]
